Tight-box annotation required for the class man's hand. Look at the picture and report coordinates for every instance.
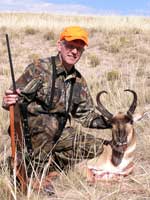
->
[3,88,20,108]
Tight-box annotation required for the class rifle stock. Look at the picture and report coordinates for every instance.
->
[6,34,27,194]
[9,105,16,159]
[14,103,27,192]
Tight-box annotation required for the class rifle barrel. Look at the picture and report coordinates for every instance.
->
[5,34,16,93]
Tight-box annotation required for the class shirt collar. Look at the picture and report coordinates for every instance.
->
[54,54,77,80]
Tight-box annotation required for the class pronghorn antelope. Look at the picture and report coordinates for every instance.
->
[76,89,146,182]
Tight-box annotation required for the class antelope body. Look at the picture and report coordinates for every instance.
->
[76,90,143,182]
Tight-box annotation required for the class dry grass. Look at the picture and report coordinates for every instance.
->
[0,12,150,199]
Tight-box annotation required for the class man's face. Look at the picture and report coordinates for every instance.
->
[57,39,85,71]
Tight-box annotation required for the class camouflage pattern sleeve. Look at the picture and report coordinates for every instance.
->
[71,74,111,129]
[2,60,46,110]
[2,63,36,109]
[15,61,45,90]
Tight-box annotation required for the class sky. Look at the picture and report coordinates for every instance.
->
[0,0,150,16]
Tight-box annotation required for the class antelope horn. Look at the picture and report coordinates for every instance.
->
[124,89,137,114]
[96,91,113,120]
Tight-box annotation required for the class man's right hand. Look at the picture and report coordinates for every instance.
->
[3,88,20,108]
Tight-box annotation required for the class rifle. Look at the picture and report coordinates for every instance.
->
[6,34,27,194]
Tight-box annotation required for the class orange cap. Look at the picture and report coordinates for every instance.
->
[60,26,88,46]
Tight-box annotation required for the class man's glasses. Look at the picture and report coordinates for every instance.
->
[62,41,85,53]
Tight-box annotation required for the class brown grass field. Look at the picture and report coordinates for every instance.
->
[0,12,150,199]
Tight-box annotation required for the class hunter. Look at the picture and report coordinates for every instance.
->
[2,26,111,192]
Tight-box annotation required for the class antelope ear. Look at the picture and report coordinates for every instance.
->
[132,113,143,122]
[133,111,150,122]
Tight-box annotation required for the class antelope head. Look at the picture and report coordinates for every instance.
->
[96,89,138,166]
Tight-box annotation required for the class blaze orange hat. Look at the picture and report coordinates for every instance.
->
[60,26,88,46]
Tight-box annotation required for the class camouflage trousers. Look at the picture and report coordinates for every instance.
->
[52,127,104,171]
[27,114,105,173]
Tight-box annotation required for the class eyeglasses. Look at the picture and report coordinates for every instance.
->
[62,41,85,53]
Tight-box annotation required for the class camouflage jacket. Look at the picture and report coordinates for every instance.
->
[4,55,107,128]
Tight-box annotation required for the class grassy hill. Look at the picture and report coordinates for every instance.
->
[0,12,150,200]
